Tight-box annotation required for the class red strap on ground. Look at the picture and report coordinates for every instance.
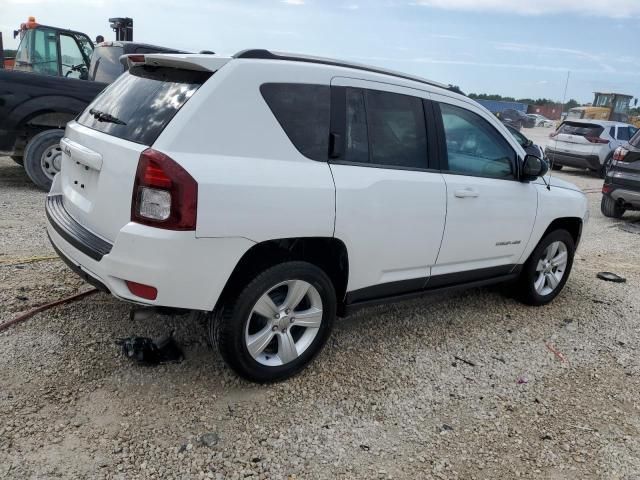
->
[0,289,99,333]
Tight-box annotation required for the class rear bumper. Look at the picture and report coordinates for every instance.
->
[605,187,640,208]
[545,149,601,170]
[46,192,255,311]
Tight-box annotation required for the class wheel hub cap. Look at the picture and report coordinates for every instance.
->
[534,241,568,296]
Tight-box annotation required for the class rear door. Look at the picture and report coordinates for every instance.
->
[57,64,212,242]
[329,77,447,300]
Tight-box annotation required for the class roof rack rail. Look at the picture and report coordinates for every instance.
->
[233,49,464,95]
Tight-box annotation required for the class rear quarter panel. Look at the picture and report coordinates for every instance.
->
[152,61,337,242]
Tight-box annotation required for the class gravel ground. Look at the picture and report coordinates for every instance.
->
[1,130,640,479]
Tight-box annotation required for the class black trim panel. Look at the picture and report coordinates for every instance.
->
[345,264,521,310]
[343,272,519,316]
[48,233,110,292]
[46,195,113,261]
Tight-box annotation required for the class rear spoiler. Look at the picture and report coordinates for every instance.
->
[120,53,230,72]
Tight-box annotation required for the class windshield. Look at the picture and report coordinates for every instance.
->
[77,65,211,145]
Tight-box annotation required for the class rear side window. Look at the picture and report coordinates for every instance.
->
[78,65,211,145]
[557,122,604,138]
[617,126,637,141]
[342,87,428,169]
[90,46,125,83]
[260,83,330,161]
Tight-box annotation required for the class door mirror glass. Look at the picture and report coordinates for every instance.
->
[522,154,549,181]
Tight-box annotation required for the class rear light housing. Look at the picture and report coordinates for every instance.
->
[602,184,613,194]
[613,147,629,162]
[125,280,158,300]
[131,148,198,230]
[585,136,609,144]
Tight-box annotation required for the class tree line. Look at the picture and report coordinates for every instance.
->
[467,93,579,111]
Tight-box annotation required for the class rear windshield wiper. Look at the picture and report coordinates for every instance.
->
[89,108,127,125]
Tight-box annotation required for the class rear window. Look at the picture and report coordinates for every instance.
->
[89,46,125,83]
[78,65,211,145]
[617,126,638,141]
[557,122,604,138]
[260,83,330,161]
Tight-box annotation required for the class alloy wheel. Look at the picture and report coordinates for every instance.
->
[534,241,568,296]
[244,280,323,367]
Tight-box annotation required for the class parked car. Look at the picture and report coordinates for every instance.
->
[527,114,554,128]
[545,120,638,177]
[601,129,640,218]
[0,40,186,190]
[500,109,536,130]
[46,50,588,382]
[505,125,545,159]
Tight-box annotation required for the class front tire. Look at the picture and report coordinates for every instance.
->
[601,195,625,219]
[516,230,575,306]
[212,261,336,383]
[24,129,64,191]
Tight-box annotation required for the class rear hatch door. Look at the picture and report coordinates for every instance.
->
[59,62,213,242]
[551,121,605,156]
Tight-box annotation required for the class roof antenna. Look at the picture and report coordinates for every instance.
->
[547,70,571,191]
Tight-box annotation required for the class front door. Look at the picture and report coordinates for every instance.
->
[430,94,537,280]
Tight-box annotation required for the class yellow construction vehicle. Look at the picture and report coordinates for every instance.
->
[567,92,640,127]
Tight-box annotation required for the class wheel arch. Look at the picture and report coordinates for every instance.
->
[215,237,350,315]
[542,217,583,248]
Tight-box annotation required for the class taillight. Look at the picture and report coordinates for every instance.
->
[585,136,609,144]
[613,147,629,162]
[602,184,613,194]
[131,149,198,230]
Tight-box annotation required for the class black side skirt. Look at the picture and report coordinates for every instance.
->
[343,265,521,316]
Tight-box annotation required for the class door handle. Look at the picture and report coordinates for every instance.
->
[454,188,479,198]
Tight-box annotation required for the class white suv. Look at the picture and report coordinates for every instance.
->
[46,50,588,382]
[546,119,638,177]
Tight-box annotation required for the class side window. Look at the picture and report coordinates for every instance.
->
[59,34,85,79]
[345,88,369,163]
[343,88,428,169]
[260,83,330,161]
[617,126,632,141]
[32,29,59,76]
[439,103,515,179]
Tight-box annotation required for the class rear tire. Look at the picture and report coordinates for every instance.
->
[24,129,64,191]
[10,156,24,166]
[551,164,563,171]
[211,261,336,383]
[516,230,575,306]
[601,195,625,219]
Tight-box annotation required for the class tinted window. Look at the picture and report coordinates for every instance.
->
[32,28,59,76]
[90,46,125,83]
[617,126,636,141]
[260,83,330,161]
[77,65,210,145]
[557,122,604,138]
[439,103,515,179]
[342,88,428,169]
[345,88,369,163]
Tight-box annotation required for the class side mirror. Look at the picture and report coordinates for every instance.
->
[521,154,549,181]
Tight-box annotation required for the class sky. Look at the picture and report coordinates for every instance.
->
[2,0,639,104]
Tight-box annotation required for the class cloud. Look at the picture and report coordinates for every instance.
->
[412,0,640,18]
[281,0,305,4]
